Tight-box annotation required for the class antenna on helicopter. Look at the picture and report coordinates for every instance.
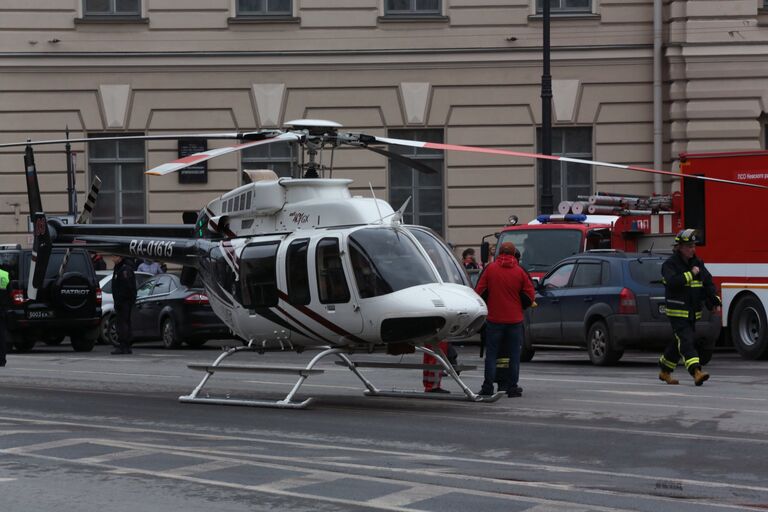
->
[369,182,384,224]
[394,197,412,224]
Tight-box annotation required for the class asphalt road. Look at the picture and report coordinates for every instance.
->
[1,341,767,512]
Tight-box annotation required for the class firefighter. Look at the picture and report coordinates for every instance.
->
[658,229,721,386]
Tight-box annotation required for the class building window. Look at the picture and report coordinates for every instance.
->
[237,0,292,16]
[388,129,444,235]
[385,0,441,16]
[536,0,591,14]
[84,0,141,16]
[89,136,146,224]
[242,142,298,179]
[537,127,593,207]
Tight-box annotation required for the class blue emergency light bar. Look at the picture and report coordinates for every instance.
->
[536,214,587,223]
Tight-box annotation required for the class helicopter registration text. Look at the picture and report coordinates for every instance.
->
[129,239,176,258]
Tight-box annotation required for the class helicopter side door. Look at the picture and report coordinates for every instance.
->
[307,236,364,338]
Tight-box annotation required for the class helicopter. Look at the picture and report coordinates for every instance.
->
[6,119,765,408]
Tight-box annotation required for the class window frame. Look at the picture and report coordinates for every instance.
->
[235,0,293,17]
[387,128,445,236]
[88,134,146,224]
[537,127,593,209]
[535,0,592,15]
[384,0,442,16]
[240,241,280,308]
[241,141,298,180]
[83,0,142,17]
[570,261,602,288]
[286,238,311,306]
[315,237,351,305]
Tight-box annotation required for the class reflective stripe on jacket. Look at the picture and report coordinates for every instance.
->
[662,252,720,321]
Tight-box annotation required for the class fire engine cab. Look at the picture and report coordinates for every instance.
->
[480,150,768,360]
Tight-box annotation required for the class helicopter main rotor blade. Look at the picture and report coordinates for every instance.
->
[0,131,281,149]
[145,132,300,176]
[374,136,768,191]
[363,145,437,175]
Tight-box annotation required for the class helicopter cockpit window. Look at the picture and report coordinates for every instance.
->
[287,239,311,305]
[407,227,469,286]
[347,228,437,298]
[316,238,350,304]
[240,242,279,308]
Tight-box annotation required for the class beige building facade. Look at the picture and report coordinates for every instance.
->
[2,0,768,253]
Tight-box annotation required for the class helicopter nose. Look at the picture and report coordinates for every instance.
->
[433,284,487,338]
[378,284,486,344]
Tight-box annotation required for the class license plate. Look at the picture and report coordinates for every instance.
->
[658,304,666,315]
[27,310,55,320]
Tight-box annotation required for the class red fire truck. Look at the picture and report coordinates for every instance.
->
[480,150,768,359]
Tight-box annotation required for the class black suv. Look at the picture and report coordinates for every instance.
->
[524,251,721,365]
[0,245,101,352]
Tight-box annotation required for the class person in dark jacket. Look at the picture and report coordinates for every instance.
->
[475,241,535,397]
[110,254,137,355]
[0,266,9,367]
[659,229,721,386]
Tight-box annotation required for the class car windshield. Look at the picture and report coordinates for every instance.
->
[629,258,665,285]
[348,227,438,298]
[498,229,583,272]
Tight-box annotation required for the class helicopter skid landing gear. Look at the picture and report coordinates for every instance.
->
[352,345,504,403]
[179,345,503,409]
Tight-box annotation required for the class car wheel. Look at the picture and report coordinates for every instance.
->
[43,336,65,346]
[13,337,36,353]
[185,338,207,348]
[587,320,623,366]
[70,335,95,352]
[101,314,119,346]
[730,295,768,360]
[520,337,535,362]
[161,317,182,349]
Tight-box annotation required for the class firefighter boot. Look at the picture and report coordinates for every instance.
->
[693,367,710,386]
[658,370,679,385]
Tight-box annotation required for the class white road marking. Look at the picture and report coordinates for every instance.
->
[77,449,154,464]
[0,478,17,482]
[365,486,447,508]
[593,389,768,401]
[2,367,181,379]
[162,459,243,477]
[565,399,768,415]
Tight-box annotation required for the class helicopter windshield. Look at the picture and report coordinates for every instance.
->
[407,227,469,286]
[348,228,438,298]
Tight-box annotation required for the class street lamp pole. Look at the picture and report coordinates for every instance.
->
[540,0,554,214]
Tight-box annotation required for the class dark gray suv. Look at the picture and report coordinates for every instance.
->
[0,245,101,352]
[523,251,721,365]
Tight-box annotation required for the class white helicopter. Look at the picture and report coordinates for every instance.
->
[6,119,765,408]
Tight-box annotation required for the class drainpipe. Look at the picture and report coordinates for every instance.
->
[653,0,663,194]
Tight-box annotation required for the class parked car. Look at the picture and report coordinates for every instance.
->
[523,251,722,365]
[97,270,154,345]
[0,244,101,352]
[121,273,232,348]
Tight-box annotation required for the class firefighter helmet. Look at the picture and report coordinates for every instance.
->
[674,228,698,245]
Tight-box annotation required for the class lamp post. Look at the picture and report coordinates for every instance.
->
[540,0,554,214]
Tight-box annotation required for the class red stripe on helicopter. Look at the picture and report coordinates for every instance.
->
[275,304,334,345]
[277,290,367,345]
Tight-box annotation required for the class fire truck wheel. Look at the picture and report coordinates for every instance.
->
[587,320,623,366]
[731,295,768,360]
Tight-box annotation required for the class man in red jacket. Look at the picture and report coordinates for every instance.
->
[475,241,535,397]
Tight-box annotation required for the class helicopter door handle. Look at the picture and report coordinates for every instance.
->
[353,304,360,312]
